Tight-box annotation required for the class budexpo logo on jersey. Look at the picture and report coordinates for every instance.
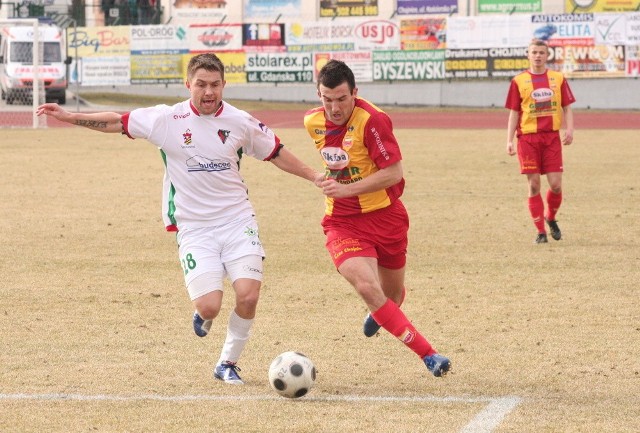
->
[187,156,232,173]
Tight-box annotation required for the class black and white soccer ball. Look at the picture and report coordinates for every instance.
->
[268,351,316,399]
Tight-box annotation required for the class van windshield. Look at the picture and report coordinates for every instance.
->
[10,41,62,63]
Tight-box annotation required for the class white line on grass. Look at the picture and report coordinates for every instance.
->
[459,396,524,433]
[0,393,522,432]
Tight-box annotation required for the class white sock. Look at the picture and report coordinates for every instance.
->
[217,310,253,366]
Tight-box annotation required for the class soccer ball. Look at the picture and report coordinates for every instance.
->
[268,351,316,399]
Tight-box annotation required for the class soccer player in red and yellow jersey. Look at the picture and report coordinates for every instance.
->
[506,38,575,244]
[304,59,450,378]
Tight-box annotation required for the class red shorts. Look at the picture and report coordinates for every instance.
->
[517,131,563,175]
[321,199,409,270]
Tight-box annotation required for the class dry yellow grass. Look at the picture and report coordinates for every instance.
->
[0,127,638,432]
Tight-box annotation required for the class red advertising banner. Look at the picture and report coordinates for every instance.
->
[548,44,626,77]
[400,18,446,50]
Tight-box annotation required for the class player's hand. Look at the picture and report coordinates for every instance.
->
[506,141,516,155]
[313,172,325,188]
[36,103,68,120]
[562,130,573,145]
[320,178,348,198]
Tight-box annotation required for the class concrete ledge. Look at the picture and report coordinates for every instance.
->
[75,78,640,111]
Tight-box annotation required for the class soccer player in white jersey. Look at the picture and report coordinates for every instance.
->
[37,53,323,385]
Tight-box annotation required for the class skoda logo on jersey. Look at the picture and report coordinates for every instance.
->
[186,155,232,172]
[532,88,554,102]
[321,147,349,170]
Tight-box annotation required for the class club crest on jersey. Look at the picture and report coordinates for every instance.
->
[183,129,193,146]
[218,129,230,144]
[342,136,354,150]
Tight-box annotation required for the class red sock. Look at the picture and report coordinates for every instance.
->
[528,194,546,233]
[546,190,562,221]
[371,299,436,358]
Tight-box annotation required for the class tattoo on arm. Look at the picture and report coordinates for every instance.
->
[75,119,108,129]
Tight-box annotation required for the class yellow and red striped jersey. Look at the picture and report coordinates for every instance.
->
[304,97,404,217]
[505,69,576,136]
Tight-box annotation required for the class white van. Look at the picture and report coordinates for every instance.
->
[0,24,69,104]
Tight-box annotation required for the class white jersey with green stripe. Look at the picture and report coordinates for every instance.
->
[123,99,281,231]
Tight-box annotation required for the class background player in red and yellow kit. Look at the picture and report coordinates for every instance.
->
[304,59,450,377]
[505,39,575,244]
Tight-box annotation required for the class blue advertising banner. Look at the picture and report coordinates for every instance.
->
[243,0,302,20]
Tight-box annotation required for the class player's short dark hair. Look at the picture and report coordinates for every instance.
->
[317,59,356,93]
[187,53,225,81]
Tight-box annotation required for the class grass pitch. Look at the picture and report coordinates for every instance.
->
[0,126,638,432]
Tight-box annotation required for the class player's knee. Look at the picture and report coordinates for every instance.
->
[194,301,220,321]
[354,281,384,304]
[236,286,261,310]
[528,181,541,194]
[193,291,223,320]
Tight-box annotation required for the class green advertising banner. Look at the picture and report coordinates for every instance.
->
[566,0,640,13]
[319,0,379,17]
[478,0,541,14]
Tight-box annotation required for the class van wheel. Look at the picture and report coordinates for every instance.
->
[59,94,66,105]
[1,89,5,100]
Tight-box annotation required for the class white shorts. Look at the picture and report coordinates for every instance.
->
[176,216,265,300]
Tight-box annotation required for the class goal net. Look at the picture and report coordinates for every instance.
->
[0,19,62,128]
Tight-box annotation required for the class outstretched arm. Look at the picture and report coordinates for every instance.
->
[36,103,124,133]
[270,146,324,186]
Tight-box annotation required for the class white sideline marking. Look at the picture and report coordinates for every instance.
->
[0,393,522,432]
[459,396,524,433]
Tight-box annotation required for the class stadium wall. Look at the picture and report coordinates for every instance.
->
[223,79,640,110]
[81,78,640,110]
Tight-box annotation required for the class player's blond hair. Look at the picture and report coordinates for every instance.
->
[529,38,549,50]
